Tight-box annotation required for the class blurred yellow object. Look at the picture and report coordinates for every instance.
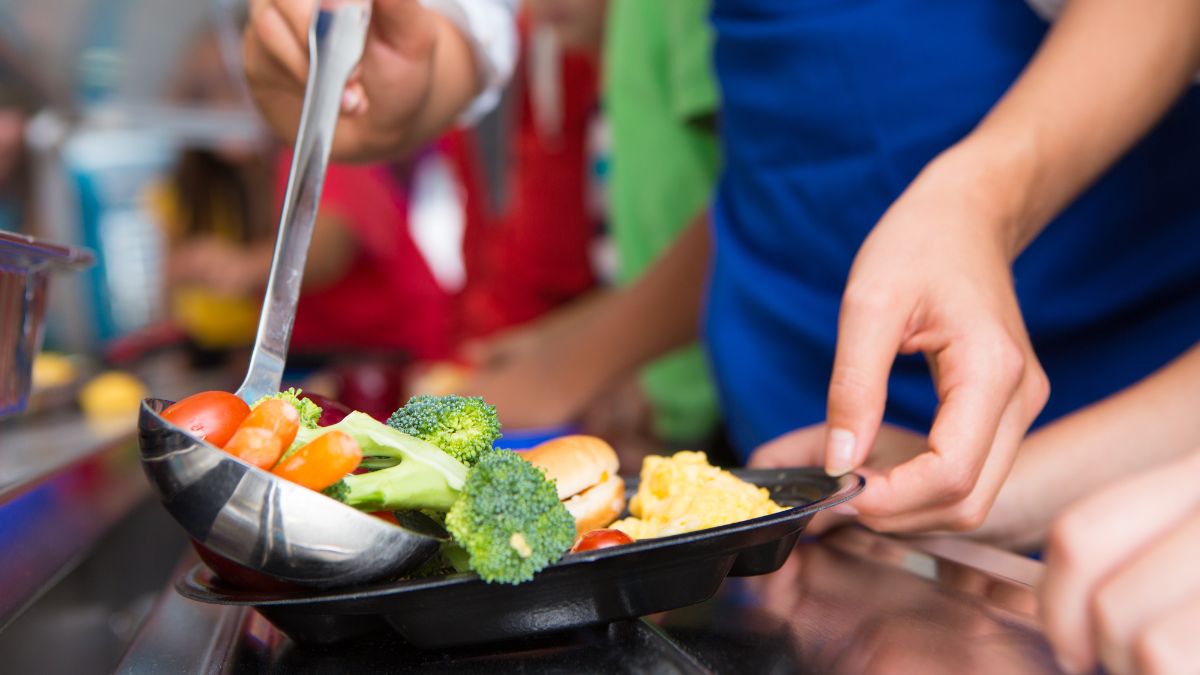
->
[171,286,259,349]
[79,370,148,419]
[408,361,471,397]
[31,352,78,390]
[611,451,784,540]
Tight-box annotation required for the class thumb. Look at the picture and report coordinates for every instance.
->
[749,425,828,468]
[825,288,908,476]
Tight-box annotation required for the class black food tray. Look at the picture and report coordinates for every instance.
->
[177,468,863,649]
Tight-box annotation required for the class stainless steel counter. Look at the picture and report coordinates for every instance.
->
[0,351,235,673]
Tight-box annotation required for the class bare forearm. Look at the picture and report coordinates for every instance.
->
[944,0,1200,256]
[976,342,1200,550]
[568,213,711,392]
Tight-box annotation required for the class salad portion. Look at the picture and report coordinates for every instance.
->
[160,390,574,585]
[158,388,800,589]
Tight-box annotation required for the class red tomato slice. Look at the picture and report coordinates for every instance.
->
[161,391,250,447]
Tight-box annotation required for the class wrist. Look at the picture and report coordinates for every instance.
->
[933,128,1043,260]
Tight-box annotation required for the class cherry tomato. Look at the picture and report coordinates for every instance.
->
[570,528,634,553]
[271,430,363,491]
[238,399,300,450]
[224,427,285,470]
[161,391,250,447]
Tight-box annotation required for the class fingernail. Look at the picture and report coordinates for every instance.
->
[341,89,361,113]
[831,502,858,516]
[825,428,857,476]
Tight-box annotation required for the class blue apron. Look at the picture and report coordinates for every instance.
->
[707,0,1200,459]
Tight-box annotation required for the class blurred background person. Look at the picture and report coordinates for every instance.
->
[458,0,606,341]
[463,0,724,462]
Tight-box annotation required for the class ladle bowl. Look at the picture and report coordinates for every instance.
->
[139,398,446,588]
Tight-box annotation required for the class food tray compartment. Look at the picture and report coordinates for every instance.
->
[178,468,863,649]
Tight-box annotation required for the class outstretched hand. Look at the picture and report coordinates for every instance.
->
[822,150,1049,533]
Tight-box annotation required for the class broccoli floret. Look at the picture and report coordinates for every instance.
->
[253,388,322,429]
[310,412,469,510]
[444,451,575,585]
[315,411,571,585]
[323,460,462,511]
[387,395,502,467]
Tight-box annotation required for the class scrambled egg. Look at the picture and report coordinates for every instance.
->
[610,451,784,539]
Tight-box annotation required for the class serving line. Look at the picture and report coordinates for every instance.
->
[116,527,1061,674]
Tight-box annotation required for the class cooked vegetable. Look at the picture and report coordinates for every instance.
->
[313,412,469,511]
[322,455,464,511]
[271,430,362,491]
[253,387,322,429]
[239,398,301,448]
[386,394,501,467]
[225,428,284,469]
[223,398,299,469]
[570,528,633,553]
[161,391,250,447]
[445,451,576,584]
[315,413,572,584]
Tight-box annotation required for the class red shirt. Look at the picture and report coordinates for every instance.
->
[459,42,602,338]
[283,158,454,361]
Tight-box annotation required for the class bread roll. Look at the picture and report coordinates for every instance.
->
[522,435,625,535]
[522,435,620,501]
[564,474,625,537]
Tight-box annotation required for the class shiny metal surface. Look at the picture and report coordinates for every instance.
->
[117,528,1063,674]
[0,230,94,417]
[138,398,443,588]
[0,432,148,632]
[238,0,370,404]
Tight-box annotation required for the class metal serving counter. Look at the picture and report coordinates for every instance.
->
[0,352,232,673]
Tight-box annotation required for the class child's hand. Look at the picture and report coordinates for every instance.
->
[1039,450,1200,675]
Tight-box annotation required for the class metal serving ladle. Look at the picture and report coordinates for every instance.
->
[138,0,445,588]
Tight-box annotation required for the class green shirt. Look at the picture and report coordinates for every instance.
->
[605,0,720,443]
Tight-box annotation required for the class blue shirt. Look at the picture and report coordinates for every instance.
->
[707,0,1200,459]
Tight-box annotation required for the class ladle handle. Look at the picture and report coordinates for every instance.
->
[237,0,371,404]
